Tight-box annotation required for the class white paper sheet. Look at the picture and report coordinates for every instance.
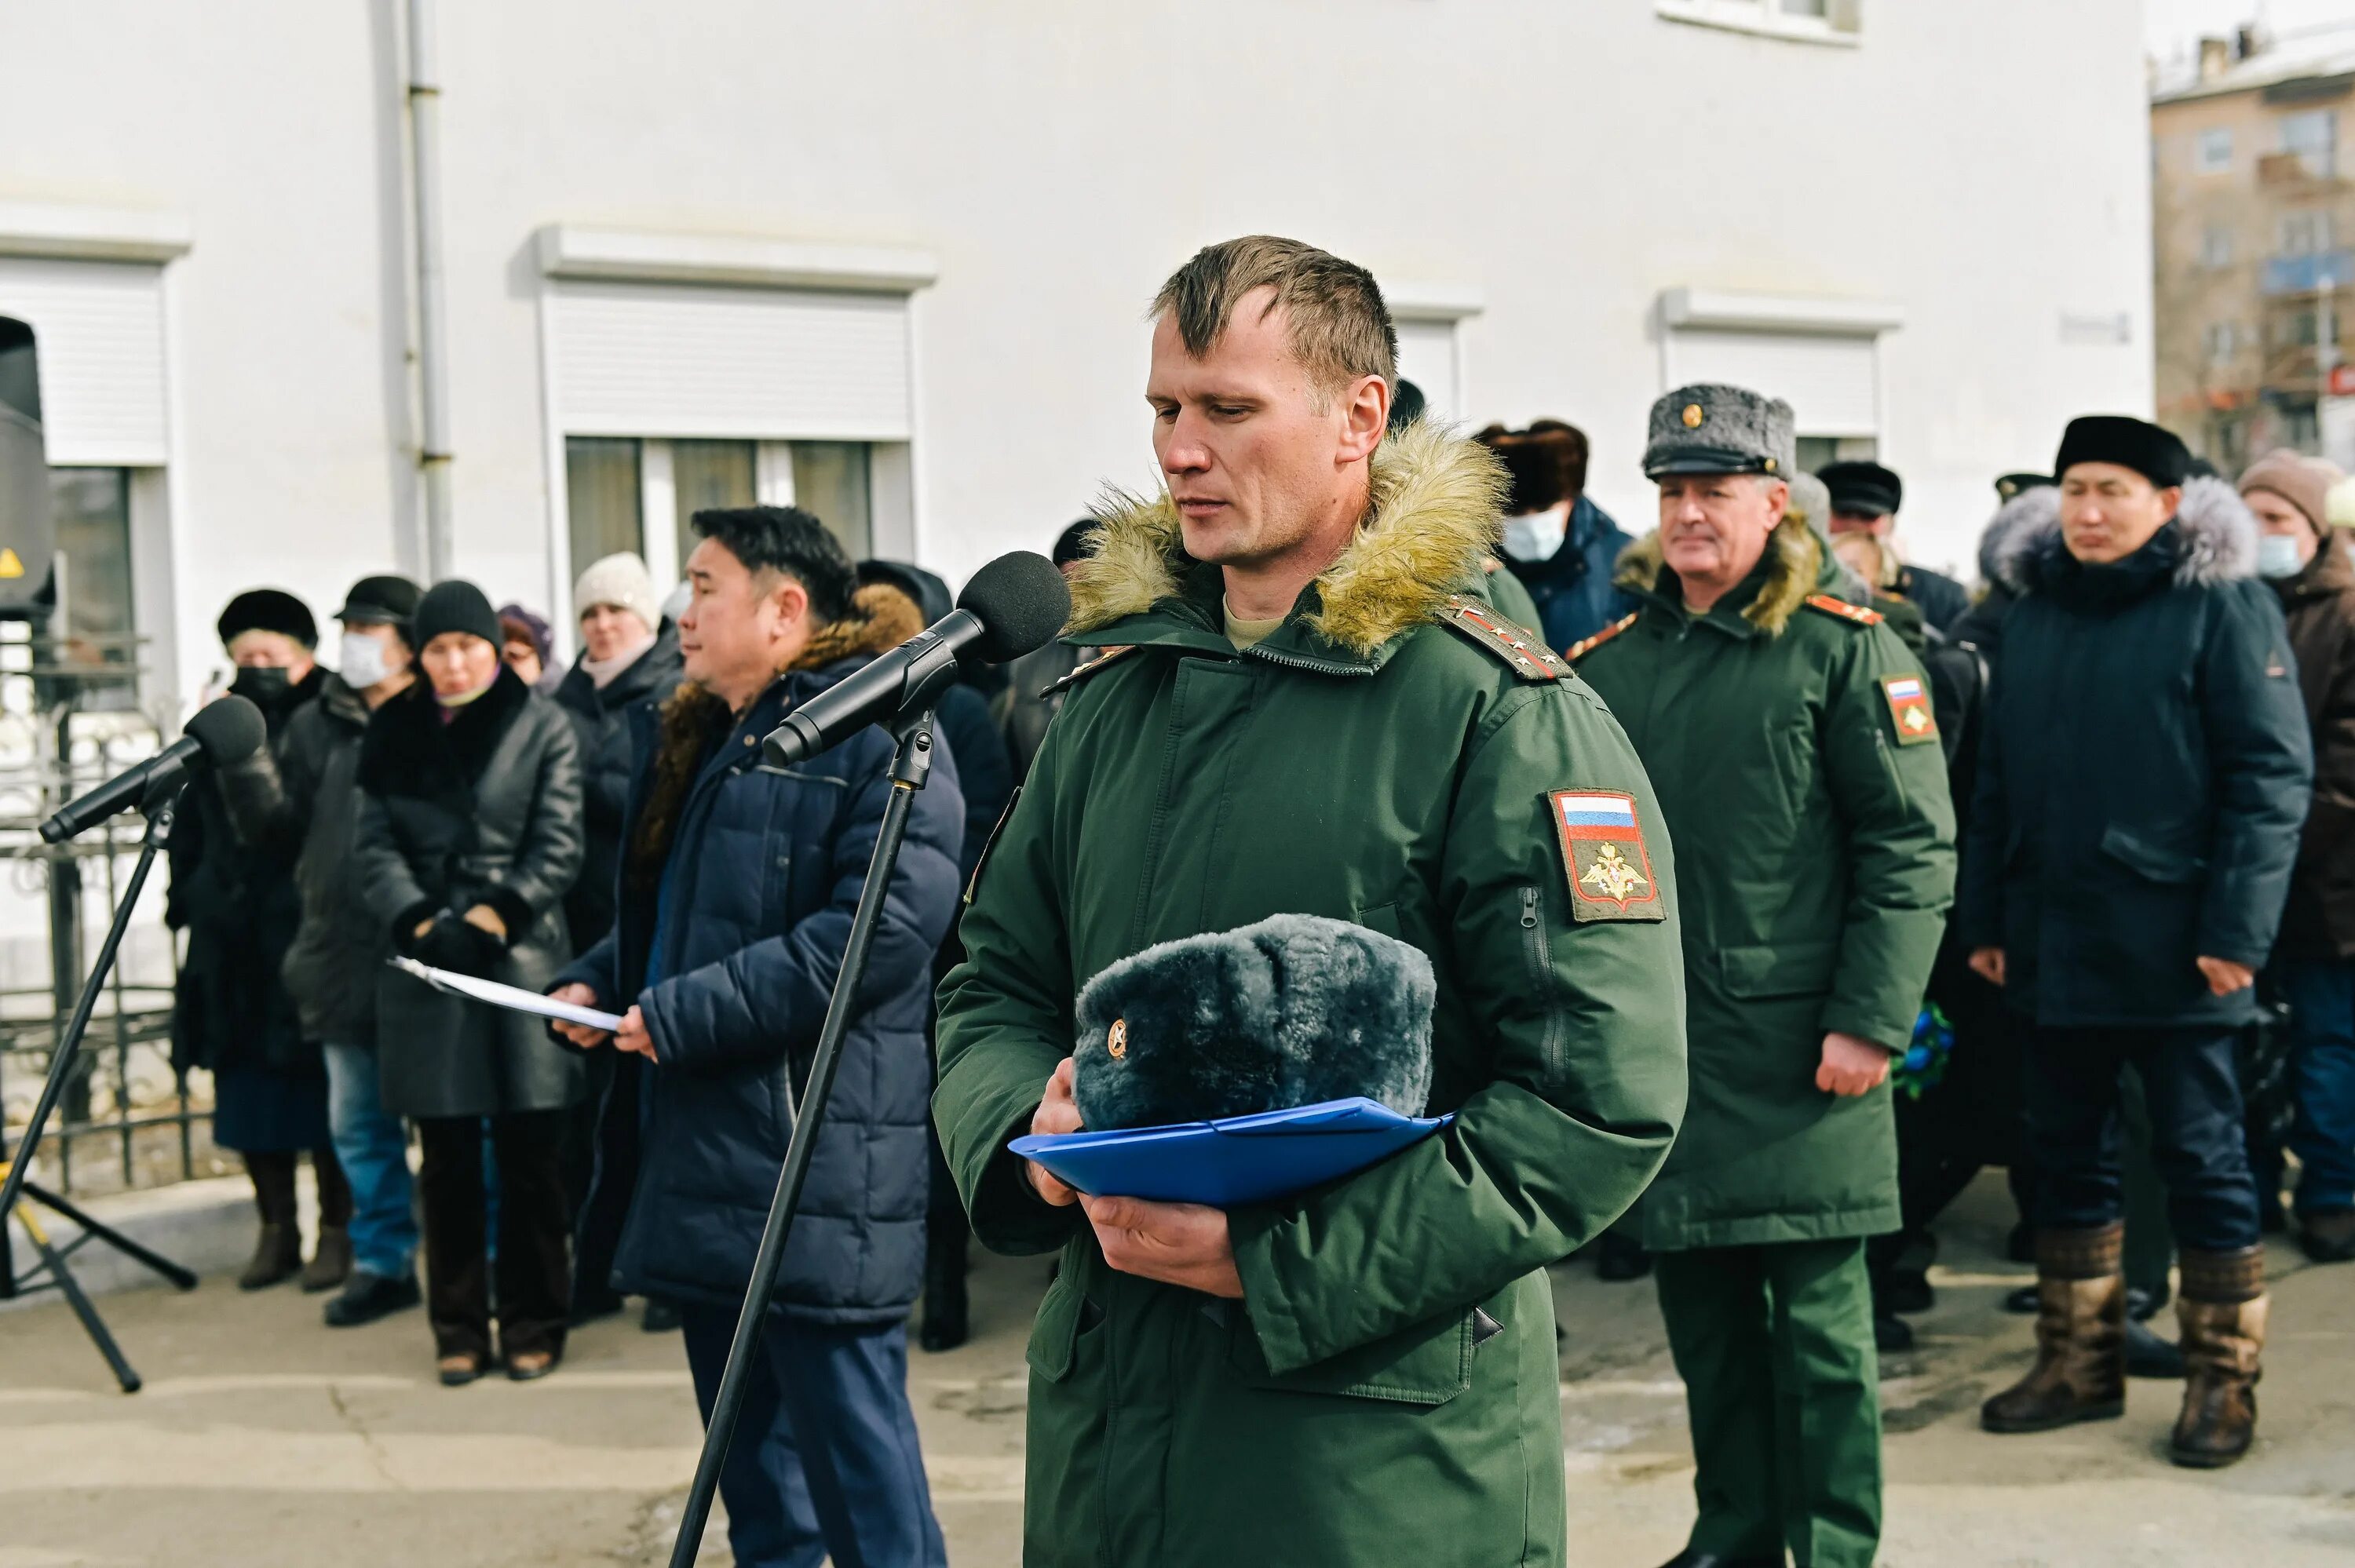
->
[388,956,625,1031]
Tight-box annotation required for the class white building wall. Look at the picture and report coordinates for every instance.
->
[1,0,2152,710]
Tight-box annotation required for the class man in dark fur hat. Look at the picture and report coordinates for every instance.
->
[548,507,962,1566]
[1966,415,2311,1469]
[936,235,1687,1568]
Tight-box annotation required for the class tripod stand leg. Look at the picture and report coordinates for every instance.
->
[13,1202,141,1393]
[24,1181,198,1291]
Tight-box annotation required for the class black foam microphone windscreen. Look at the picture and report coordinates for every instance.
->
[184,694,267,766]
[956,551,1072,664]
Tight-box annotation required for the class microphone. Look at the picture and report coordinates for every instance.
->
[39,695,268,843]
[763,551,1071,769]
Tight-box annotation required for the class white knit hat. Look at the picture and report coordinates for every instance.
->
[573,552,659,629]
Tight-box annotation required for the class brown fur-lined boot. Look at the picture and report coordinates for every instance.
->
[2170,1245,2267,1469]
[1981,1223,2127,1433]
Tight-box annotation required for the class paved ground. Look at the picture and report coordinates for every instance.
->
[2,1174,2351,1566]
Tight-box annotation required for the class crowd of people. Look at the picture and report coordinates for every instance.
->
[155,232,2355,1568]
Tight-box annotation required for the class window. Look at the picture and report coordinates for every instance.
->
[2282,308,2322,348]
[2282,109,2338,178]
[2280,210,2335,256]
[2202,225,2235,268]
[565,436,644,575]
[2197,127,2234,175]
[1796,436,1877,473]
[2204,321,2240,363]
[564,436,879,593]
[49,467,137,705]
[670,439,758,541]
[1656,0,1858,44]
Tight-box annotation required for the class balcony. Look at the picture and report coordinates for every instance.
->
[2264,249,2355,294]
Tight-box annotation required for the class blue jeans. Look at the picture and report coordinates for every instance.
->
[2277,957,2355,1215]
[2027,1026,2262,1252]
[678,1305,946,1568]
[323,1042,418,1279]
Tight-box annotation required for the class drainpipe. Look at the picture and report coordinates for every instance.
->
[407,0,455,578]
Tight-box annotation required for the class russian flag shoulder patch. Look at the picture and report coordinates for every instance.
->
[1549,789,1667,923]
[1882,674,1941,746]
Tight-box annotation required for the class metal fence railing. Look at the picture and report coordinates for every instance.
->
[0,625,213,1202]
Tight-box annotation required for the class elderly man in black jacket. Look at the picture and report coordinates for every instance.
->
[1963,416,2312,1470]
[550,508,961,1568]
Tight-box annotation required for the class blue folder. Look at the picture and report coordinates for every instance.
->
[1010,1096,1452,1207]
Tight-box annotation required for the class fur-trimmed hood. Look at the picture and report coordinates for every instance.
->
[1992,476,2258,594]
[1975,484,2060,589]
[1064,420,1509,657]
[628,582,926,888]
[1612,516,1827,637]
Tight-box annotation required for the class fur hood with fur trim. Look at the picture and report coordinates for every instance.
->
[627,582,925,888]
[1612,516,1827,638]
[1990,476,2258,595]
[1064,420,1509,657]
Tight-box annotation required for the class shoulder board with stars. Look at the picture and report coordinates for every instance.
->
[1803,594,1884,629]
[1435,595,1571,682]
[1566,613,1638,662]
[1041,644,1139,698]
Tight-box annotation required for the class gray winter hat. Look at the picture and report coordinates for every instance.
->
[1644,382,1796,480]
[1072,913,1437,1132]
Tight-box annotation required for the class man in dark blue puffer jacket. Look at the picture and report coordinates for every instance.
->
[551,505,962,1568]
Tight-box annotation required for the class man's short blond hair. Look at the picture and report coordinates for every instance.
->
[1151,235,1397,402]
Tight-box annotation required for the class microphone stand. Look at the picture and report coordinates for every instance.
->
[667,706,940,1568]
[2,782,200,1394]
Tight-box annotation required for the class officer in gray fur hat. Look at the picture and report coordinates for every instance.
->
[1574,381,1956,1568]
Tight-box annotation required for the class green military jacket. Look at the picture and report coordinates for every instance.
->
[1574,523,1955,1252]
[935,425,1689,1568]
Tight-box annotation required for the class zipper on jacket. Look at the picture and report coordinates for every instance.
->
[1521,886,1566,1080]
[1242,644,1378,677]
[1872,726,1911,808]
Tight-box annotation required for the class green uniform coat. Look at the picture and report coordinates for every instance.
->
[1575,520,1955,1252]
[935,424,1689,1568]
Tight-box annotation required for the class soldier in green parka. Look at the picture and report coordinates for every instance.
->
[934,236,1689,1568]
[1572,385,1956,1568]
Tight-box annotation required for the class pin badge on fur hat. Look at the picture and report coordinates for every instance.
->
[1682,403,1704,428]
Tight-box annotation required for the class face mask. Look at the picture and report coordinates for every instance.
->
[339,631,398,689]
[2257,534,2309,580]
[229,665,291,704]
[1501,504,1571,563]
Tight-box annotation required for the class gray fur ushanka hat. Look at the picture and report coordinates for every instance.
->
[1072,913,1437,1132]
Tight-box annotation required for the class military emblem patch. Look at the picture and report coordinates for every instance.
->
[1882,676,1940,746]
[1550,790,1666,923]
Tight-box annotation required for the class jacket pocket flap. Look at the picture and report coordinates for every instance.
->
[2099,826,2206,884]
[1719,939,1838,999]
[1230,1304,1473,1406]
[1025,1274,1087,1384]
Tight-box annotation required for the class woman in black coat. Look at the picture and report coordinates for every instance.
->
[354,581,586,1385]
[169,589,351,1293]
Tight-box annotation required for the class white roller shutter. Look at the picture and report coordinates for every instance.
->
[0,258,170,465]
[547,280,913,441]
[1666,328,1880,436]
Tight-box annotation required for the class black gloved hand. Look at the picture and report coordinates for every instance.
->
[414,912,506,979]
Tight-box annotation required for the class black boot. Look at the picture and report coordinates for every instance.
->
[2124,1315,2185,1380]
[239,1151,302,1291]
[324,1267,423,1327]
[302,1145,353,1293]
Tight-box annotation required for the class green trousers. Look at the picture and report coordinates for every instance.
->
[1655,1238,1881,1568]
